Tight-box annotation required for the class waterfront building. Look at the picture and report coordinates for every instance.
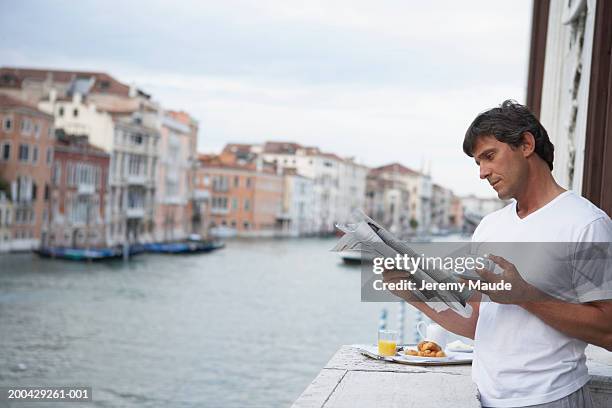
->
[366,163,433,233]
[154,111,197,241]
[0,94,54,251]
[3,68,163,245]
[47,133,110,248]
[279,168,315,236]
[431,183,453,232]
[449,195,464,231]
[260,141,367,234]
[413,170,432,234]
[0,67,131,106]
[197,145,283,237]
[338,155,368,230]
[0,191,12,252]
[167,111,200,238]
[365,163,412,234]
[192,155,211,238]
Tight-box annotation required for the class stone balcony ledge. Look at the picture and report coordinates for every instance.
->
[292,345,612,408]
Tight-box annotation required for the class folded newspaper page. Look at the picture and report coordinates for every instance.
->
[332,210,474,318]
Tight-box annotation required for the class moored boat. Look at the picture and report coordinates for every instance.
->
[340,250,375,265]
[142,240,225,254]
[34,245,142,261]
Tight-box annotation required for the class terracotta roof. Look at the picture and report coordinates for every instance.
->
[318,152,344,161]
[54,134,109,157]
[220,143,259,165]
[88,95,140,114]
[370,162,420,176]
[198,153,216,161]
[198,153,280,175]
[261,141,366,167]
[0,93,51,117]
[167,110,197,126]
[0,67,130,97]
[262,141,304,154]
[199,153,254,170]
[223,143,255,153]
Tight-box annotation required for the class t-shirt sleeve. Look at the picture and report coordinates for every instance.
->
[572,216,612,303]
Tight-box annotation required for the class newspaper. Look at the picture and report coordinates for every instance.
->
[332,210,473,318]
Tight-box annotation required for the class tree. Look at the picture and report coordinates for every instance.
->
[409,217,419,231]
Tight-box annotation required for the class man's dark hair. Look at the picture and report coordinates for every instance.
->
[463,100,555,170]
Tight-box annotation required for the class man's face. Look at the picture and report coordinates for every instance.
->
[472,135,527,200]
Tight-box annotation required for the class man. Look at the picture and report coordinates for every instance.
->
[383,100,612,407]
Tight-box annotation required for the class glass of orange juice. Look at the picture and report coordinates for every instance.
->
[378,329,398,356]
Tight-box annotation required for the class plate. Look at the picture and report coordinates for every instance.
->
[393,354,453,364]
[352,344,473,366]
[393,350,473,366]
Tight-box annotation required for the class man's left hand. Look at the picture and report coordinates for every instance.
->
[472,254,541,304]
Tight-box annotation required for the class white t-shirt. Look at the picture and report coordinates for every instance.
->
[471,191,612,407]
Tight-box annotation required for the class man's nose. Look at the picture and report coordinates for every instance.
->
[479,164,491,180]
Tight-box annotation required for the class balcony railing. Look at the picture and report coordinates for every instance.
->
[126,207,145,218]
[193,189,210,200]
[126,174,148,185]
[77,184,95,195]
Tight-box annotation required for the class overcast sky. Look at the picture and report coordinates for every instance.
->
[0,0,532,197]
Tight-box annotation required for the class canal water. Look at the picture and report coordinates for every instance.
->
[0,238,415,407]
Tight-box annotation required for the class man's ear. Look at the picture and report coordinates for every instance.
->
[521,131,536,158]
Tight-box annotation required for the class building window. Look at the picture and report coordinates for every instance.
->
[234,176,239,188]
[244,199,250,211]
[73,108,79,117]
[212,176,229,192]
[243,221,250,230]
[34,123,40,139]
[128,154,145,176]
[3,117,13,131]
[1,142,9,161]
[52,162,61,185]
[20,118,32,135]
[131,133,143,145]
[232,198,238,210]
[211,196,228,209]
[246,177,252,188]
[32,146,38,163]
[18,144,29,162]
[58,107,64,117]
[46,148,53,165]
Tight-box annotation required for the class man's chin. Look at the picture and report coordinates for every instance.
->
[496,189,512,200]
